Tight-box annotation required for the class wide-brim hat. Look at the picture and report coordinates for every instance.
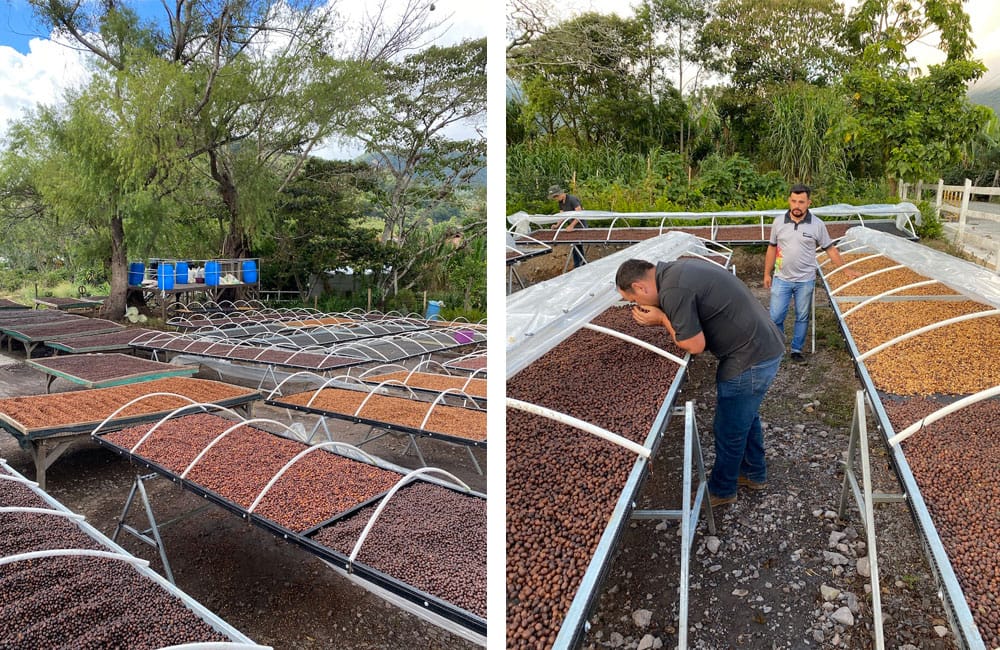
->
[547,185,566,199]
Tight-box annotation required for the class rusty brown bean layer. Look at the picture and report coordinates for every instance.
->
[105,413,400,532]
[0,472,228,647]
[506,306,683,649]
[886,398,1000,647]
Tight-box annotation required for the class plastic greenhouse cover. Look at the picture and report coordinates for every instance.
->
[506,202,921,230]
[842,226,1000,309]
[506,231,704,378]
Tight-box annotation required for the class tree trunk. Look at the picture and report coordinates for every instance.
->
[103,213,128,320]
[209,150,248,259]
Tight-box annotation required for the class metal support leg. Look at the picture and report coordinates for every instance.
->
[112,473,176,584]
[811,282,817,354]
[837,391,907,650]
[464,446,483,476]
[307,416,333,443]
[256,365,278,391]
[630,401,715,650]
[402,434,428,467]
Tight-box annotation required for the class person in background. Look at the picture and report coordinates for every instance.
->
[547,185,587,268]
[764,183,858,363]
[616,257,784,508]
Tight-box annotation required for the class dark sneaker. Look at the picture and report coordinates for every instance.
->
[709,492,737,508]
[738,476,767,491]
[790,351,806,363]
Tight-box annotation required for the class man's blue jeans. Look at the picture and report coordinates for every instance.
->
[708,354,782,499]
[769,276,814,354]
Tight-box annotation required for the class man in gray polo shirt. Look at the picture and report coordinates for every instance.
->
[764,184,856,363]
[616,258,784,508]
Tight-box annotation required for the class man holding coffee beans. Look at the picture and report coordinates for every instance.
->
[616,257,784,508]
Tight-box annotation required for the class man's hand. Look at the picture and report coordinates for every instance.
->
[840,267,862,280]
[631,304,672,334]
[763,274,772,289]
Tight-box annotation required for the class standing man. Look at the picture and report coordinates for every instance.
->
[764,184,856,363]
[616,258,785,508]
[547,185,587,268]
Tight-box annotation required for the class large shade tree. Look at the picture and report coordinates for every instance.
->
[508,13,669,150]
[16,0,443,314]
[349,37,486,296]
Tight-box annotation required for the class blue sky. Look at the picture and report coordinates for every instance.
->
[1,2,45,54]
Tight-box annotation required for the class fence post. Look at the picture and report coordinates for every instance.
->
[915,179,924,200]
[935,179,944,218]
[898,181,907,200]
[958,178,972,242]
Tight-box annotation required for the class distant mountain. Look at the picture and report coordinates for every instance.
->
[356,151,486,187]
[968,55,1000,115]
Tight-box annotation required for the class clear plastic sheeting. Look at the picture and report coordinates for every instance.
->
[841,227,1000,309]
[507,202,921,231]
[506,231,704,378]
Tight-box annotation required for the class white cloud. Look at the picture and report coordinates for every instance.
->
[0,35,90,137]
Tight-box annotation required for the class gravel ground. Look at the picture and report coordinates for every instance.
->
[555,249,963,650]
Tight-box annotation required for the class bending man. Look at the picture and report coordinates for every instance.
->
[616,258,784,508]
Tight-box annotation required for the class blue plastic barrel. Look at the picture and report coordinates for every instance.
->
[425,300,443,320]
[205,260,221,286]
[158,263,175,291]
[175,261,189,284]
[128,262,144,286]
[241,259,258,284]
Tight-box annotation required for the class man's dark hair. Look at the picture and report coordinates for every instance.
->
[789,183,811,197]
[615,259,654,291]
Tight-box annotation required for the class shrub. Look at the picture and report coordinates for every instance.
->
[915,200,944,239]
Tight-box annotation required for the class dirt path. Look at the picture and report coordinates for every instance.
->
[577,249,958,649]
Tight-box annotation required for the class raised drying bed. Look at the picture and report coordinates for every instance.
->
[506,306,686,649]
[0,376,259,440]
[26,353,199,392]
[268,386,486,447]
[1,318,124,358]
[0,461,261,648]
[821,227,1000,647]
[45,328,159,354]
[93,412,486,639]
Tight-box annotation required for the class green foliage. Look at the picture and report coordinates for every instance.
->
[845,0,975,67]
[352,38,486,249]
[259,158,381,299]
[915,200,945,239]
[0,268,26,293]
[509,12,678,152]
[40,269,71,289]
[699,0,848,90]
[506,143,689,213]
[507,0,1000,197]
[693,153,786,208]
[443,234,486,312]
[839,59,990,182]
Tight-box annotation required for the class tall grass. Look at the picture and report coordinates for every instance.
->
[506,143,687,214]
[507,140,898,218]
